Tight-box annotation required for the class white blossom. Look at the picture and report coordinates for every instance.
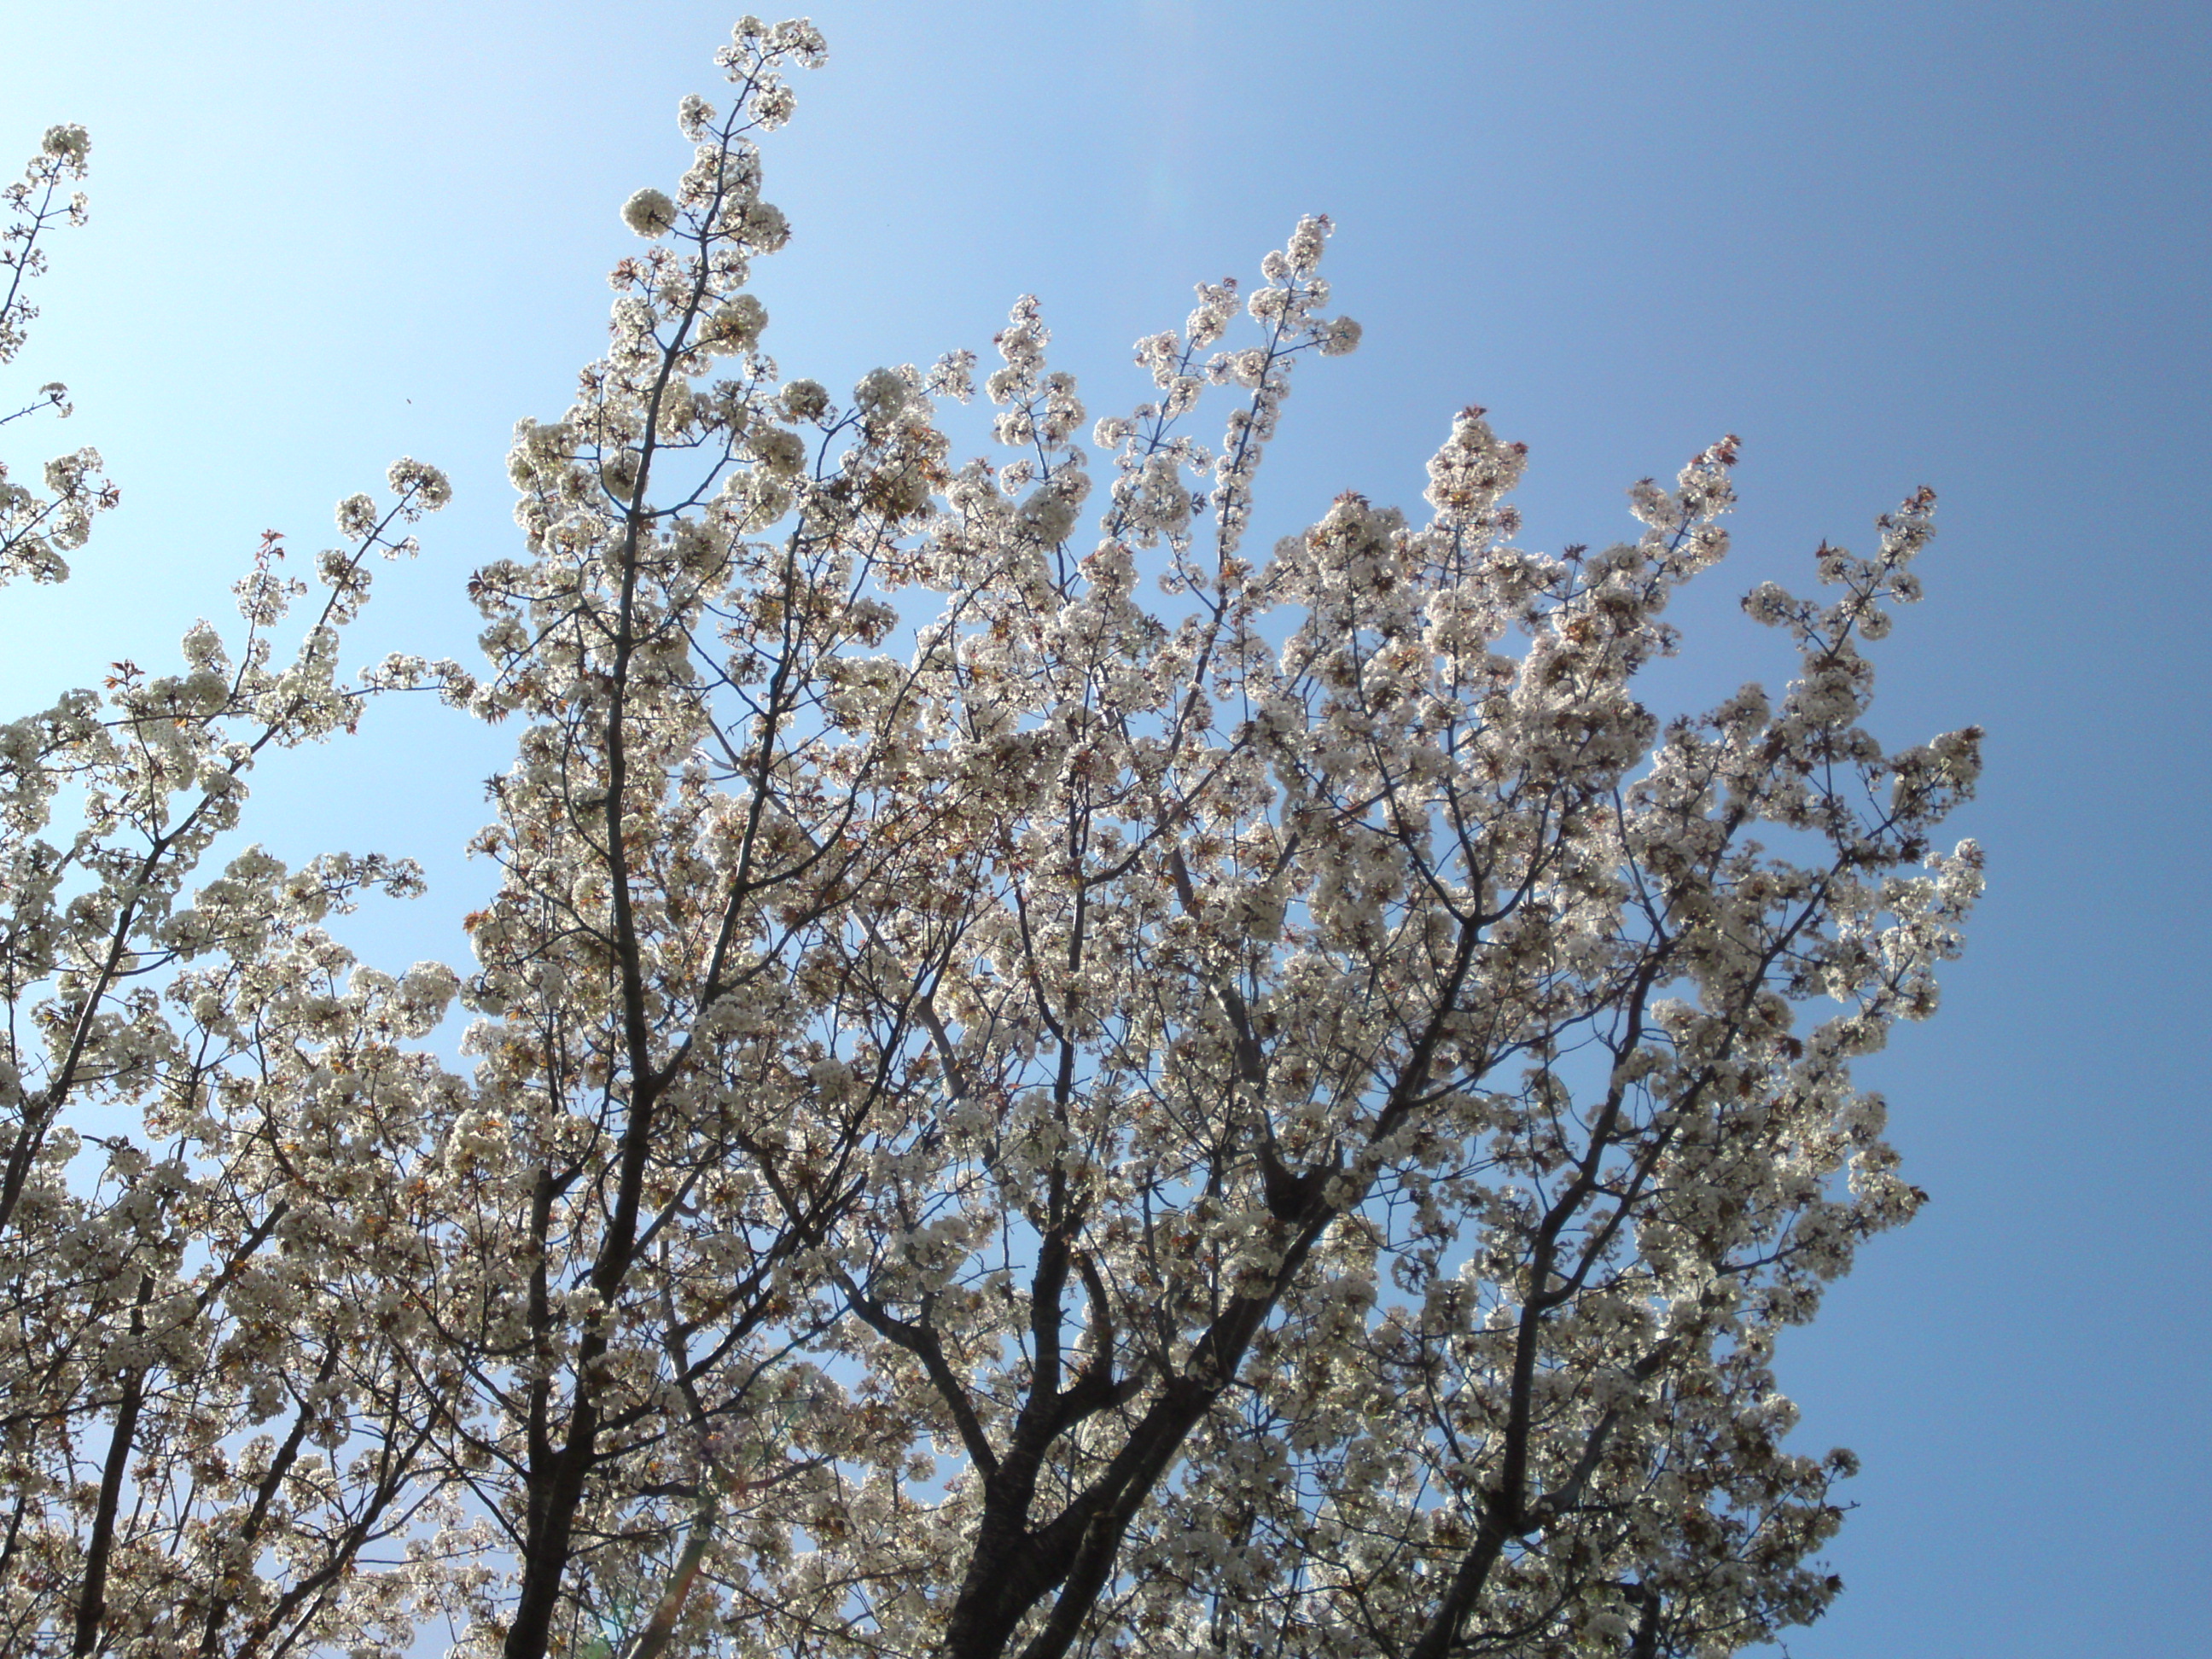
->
[39,122,87,164]
[781,376,830,421]
[620,185,678,236]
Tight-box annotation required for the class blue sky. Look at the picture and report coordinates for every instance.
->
[3,2,2207,1653]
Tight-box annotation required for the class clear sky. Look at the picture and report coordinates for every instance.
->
[3,2,2207,1653]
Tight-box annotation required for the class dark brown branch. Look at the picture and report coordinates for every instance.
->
[73,1272,152,1657]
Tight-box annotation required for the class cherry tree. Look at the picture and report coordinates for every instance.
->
[0,17,1981,1659]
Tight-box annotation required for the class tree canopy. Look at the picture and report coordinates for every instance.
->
[0,20,1979,1659]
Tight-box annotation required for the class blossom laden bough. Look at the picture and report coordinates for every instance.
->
[0,125,113,589]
